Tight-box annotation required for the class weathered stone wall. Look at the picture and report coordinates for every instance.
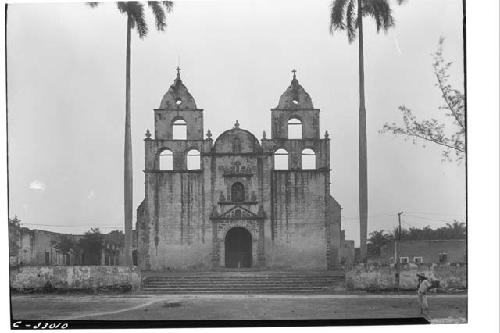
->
[326,196,341,269]
[268,170,329,269]
[144,171,211,271]
[345,264,467,291]
[10,266,140,291]
[14,229,82,266]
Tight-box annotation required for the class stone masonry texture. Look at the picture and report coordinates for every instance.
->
[10,266,141,291]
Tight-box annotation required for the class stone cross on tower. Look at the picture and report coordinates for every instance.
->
[176,66,181,80]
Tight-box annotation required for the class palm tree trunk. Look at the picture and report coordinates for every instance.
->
[357,0,368,263]
[124,14,133,266]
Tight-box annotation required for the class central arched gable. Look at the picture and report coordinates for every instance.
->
[213,127,262,154]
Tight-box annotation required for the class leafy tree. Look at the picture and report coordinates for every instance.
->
[329,0,407,262]
[443,221,466,239]
[88,1,174,265]
[52,235,77,255]
[79,228,104,265]
[397,222,466,241]
[367,230,393,257]
[104,230,125,265]
[381,38,465,162]
[8,216,21,257]
[368,222,466,256]
[106,230,125,248]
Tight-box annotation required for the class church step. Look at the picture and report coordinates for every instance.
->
[143,272,345,276]
[144,279,343,284]
[142,273,345,278]
[144,282,340,287]
[144,284,340,289]
[143,287,330,293]
[141,291,338,294]
[144,274,344,278]
[141,272,345,293]
[144,278,343,283]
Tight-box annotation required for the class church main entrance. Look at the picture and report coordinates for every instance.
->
[225,227,252,268]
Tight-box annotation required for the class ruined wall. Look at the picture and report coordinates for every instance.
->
[340,238,356,266]
[10,266,140,291]
[379,240,466,264]
[268,170,328,269]
[16,229,79,266]
[326,196,341,269]
[345,264,467,291]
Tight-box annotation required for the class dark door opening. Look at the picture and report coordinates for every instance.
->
[225,227,252,268]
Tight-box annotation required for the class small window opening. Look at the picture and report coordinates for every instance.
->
[173,118,187,140]
[175,98,182,105]
[159,149,173,170]
[231,182,245,202]
[301,148,316,169]
[187,149,201,170]
[292,99,299,105]
[274,149,289,170]
[288,118,302,139]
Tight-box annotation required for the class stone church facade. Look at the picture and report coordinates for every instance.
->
[137,69,342,271]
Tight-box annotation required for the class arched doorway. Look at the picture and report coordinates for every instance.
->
[225,227,252,268]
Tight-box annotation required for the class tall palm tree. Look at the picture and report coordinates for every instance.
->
[329,0,405,262]
[445,221,466,238]
[89,1,174,266]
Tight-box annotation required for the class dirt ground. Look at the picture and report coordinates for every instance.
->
[10,293,467,323]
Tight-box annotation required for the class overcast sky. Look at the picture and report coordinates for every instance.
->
[7,0,465,244]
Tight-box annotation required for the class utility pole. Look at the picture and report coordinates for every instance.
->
[395,211,403,293]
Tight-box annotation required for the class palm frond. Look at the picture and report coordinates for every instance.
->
[116,1,129,14]
[362,0,394,33]
[162,1,174,13]
[345,0,357,43]
[128,2,148,38]
[329,0,350,34]
[87,2,99,8]
[148,1,167,31]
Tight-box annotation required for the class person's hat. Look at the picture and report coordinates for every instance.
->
[416,273,426,279]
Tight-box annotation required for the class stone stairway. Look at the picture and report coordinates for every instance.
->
[141,271,345,294]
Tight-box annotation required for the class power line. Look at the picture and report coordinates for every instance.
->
[20,222,123,229]
[341,213,394,220]
[404,211,465,217]
[405,214,465,224]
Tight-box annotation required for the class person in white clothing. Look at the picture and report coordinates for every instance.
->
[417,273,432,316]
